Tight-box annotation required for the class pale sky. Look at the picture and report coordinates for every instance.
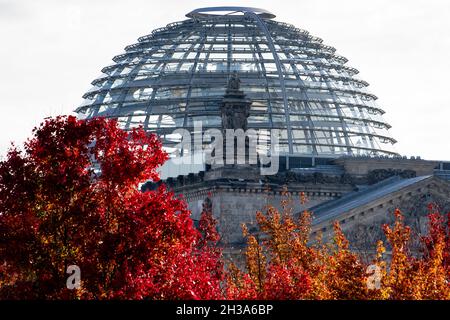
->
[0,0,449,160]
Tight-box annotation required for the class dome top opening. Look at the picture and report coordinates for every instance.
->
[186,6,276,19]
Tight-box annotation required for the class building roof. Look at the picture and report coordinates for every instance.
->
[311,175,433,225]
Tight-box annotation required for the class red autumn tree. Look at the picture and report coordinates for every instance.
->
[378,207,450,299]
[422,204,450,277]
[0,116,223,299]
[1,115,448,300]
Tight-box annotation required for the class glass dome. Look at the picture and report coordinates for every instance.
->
[76,6,398,158]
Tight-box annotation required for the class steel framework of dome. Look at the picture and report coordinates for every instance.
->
[76,6,398,157]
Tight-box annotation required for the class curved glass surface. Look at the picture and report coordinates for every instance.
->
[76,7,398,157]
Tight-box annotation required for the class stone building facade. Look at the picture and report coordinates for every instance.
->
[143,154,450,257]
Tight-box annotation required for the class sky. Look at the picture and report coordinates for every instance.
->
[0,0,449,160]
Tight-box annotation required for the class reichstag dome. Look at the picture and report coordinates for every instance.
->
[76,6,397,159]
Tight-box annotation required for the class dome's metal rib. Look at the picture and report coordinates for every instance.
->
[245,11,294,154]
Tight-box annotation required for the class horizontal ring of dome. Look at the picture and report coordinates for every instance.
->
[186,7,276,19]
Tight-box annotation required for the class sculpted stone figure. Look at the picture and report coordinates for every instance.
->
[220,72,251,131]
[230,106,250,131]
[227,71,241,91]
[222,107,234,130]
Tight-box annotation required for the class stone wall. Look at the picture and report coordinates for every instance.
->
[334,157,438,177]
[181,180,353,246]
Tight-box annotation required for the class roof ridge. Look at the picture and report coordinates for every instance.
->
[311,175,433,224]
